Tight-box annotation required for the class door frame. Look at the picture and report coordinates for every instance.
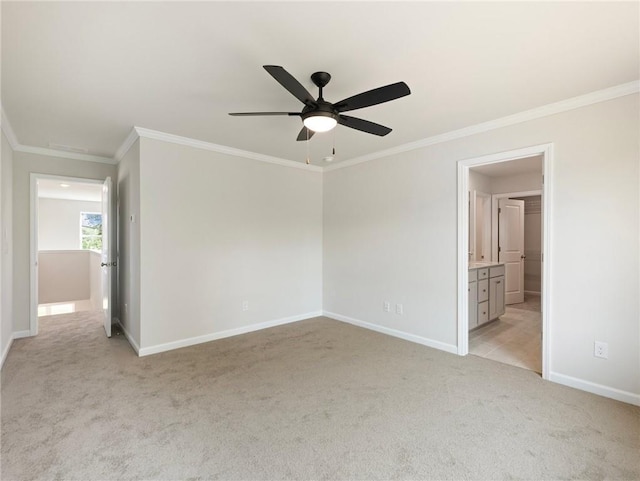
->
[29,173,104,336]
[456,143,553,380]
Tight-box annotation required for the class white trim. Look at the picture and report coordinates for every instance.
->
[523,290,541,296]
[12,330,31,339]
[325,81,639,172]
[134,127,324,173]
[29,175,38,336]
[1,107,19,150]
[14,144,116,165]
[1,336,14,369]
[549,372,640,407]
[456,143,553,383]
[138,311,323,357]
[114,127,140,162]
[323,311,458,355]
[116,319,140,355]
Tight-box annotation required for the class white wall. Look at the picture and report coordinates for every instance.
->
[38,198,101,250]
[12,151,116,333]
[38,250,90,303]
[1,131,14,366]
[117,139,141,349]
[137,137,322,351]
[323,94,639,401]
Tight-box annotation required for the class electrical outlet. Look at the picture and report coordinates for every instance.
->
[396,303,403,315]
[383,301,390,312]
[594,341,608,359]
[242,300,249,311]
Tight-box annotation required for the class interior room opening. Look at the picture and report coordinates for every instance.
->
[34,176,105,324]
[466,155,544,373]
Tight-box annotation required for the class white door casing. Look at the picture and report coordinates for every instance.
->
[101,177,113,337]
[498,198,525,304]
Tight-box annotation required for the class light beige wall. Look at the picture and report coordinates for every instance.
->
[117,139,140,348]
[323,94,639,398]
[138,138,323,350]
[38,198,101,250]
[491,171,542,194]
[1,131,14,362]
[469,170,491,194]
[38,250,90,303]
[12,151,116,332]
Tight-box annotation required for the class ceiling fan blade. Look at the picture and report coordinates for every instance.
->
[296,126,315,141]
[229,112,300,116]
[334,82,410,113]
[338,115,392,136]
[264,65,316,106]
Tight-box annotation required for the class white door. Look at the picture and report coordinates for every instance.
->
[498,198,525,304]
[101,177,113,337]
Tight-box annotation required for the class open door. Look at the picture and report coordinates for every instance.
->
[101,177,113,337]
[498,198,525,304]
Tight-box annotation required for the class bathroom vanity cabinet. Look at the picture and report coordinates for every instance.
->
[468,263,505,330]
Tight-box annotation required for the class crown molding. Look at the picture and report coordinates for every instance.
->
[324,80,640,172]
[114,127,140,162]
[2,107,116,164]
[1,107,20,150]
[13,144,117,164]
[132,127,323,172]
[5,80,638,172]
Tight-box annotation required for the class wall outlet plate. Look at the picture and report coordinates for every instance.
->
[396,303,403,315]
[383,301,390,312]
[594,341,608,359]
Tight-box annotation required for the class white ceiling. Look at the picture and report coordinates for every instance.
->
[38,179,102,202]
[2,2,638,165]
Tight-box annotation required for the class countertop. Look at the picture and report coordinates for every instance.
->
[469,261,504,269]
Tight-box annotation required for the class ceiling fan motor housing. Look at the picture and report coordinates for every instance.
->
[301,101,339,123]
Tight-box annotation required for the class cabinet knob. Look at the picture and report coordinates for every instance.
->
[497,280,501,284]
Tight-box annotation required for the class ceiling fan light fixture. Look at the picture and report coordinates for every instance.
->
[303,112,338,133]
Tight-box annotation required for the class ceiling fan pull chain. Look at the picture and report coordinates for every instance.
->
[332,129,336,156]
[306,127,311,165]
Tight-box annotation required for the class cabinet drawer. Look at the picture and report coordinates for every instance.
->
[490,265,505,278]
[477,279,489,302]
[478,301,489,325]
[477,268,489,280]
[468,269,477,282]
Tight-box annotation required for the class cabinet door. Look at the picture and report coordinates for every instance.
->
[468,281,477,329]
[478,301,489,325]
[489,275,506,319]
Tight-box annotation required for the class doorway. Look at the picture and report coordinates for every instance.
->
[457,144,552,379]
[29,174,114,337]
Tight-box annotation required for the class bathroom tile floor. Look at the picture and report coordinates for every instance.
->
[469,305,542,373]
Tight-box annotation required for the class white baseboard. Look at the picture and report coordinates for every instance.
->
[138,311,323,357]
[323,311,458,355]
[524,290,541,296]
[115,318,140,355]
[12,330,32,339]
[1,336,14,370]
[549,371,640,406]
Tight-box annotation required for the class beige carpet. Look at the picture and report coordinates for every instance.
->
[2,312,639,480]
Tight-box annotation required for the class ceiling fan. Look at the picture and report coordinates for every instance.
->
[229,65,411,141]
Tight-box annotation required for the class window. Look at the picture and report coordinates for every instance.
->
[80,212,102,251]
